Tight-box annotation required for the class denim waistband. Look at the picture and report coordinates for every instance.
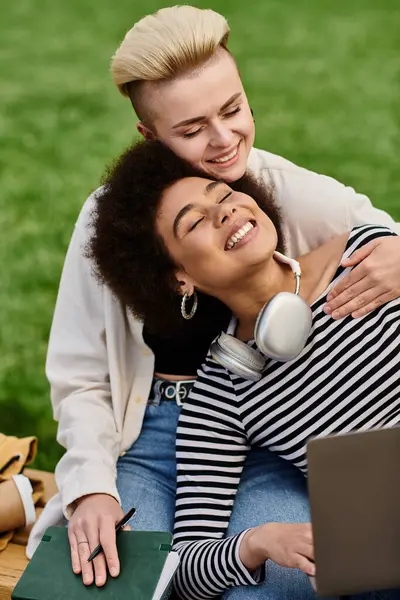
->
[149,377,197,406]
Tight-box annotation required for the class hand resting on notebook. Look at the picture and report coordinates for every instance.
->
[67,493,130,586]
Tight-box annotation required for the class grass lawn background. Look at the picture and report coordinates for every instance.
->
[1,0,399,471]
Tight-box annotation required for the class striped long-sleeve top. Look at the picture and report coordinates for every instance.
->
[172,225,400,600]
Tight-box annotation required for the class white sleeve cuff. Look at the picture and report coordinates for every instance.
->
[60,463,120,519]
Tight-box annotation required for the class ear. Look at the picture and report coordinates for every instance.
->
[136,121,156,140]
[175,269,195,297]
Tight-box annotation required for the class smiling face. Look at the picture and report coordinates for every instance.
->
[138,49,255,183]
[156,177,278,298]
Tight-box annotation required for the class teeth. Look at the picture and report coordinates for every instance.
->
[226,221,254,250]
[211,146,238,163]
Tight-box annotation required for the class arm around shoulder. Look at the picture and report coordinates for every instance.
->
[250,148,400,254]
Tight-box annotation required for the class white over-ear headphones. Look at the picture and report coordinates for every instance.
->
[210,251,312,381]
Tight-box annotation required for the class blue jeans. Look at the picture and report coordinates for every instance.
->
[116,394,399,600]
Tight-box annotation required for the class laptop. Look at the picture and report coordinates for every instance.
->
[307,427,400,597]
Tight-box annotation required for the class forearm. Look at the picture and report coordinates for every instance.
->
[263,155,400,255]
[173,533,264,600]
[55,389,121,518]
[47,191,120,517]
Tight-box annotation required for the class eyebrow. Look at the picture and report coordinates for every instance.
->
[204,180,225,196]
[173,181,227,237]
[173,203,195,237]
[171,92,242,129]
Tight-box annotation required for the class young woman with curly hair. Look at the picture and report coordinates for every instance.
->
[88,139,400,600]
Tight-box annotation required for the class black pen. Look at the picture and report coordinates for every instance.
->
[87,506,136,563]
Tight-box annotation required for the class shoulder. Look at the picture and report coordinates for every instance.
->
[247,147,342,182]
[247,148,398,256]
[66,185,108,254]
[183,354,236,406]
[344,224,398,257]
[56,185,108,277]
[247,147,304,179]
[196,352,235,388]
[327,225,399,284]
[179,355,243,431]
[75,185,107,231]
[246,146,358,215]
[248,147,356,196]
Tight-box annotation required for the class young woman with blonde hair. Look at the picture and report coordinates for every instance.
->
[28,6,400,600]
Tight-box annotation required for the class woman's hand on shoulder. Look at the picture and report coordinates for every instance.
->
[325,235,400,319]
[68,493,128,587]
[239,522,315,576]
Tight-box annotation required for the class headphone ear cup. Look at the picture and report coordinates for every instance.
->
[210,332,265,381]
[255,292,312,361]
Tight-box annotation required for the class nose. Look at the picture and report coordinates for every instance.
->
[209,120,233,148]
[212,201,237,228]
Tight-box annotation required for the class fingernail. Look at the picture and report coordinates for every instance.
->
[83,575,91,585]
[110,567,118,577]
[332,310,340,319]
[96,576,105,586]
[323,305,332,315]
[326,293,332,302]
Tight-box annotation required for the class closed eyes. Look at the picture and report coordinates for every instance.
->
[182,107,242,139]
[187,191,233,232]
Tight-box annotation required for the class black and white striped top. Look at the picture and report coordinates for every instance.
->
[173,226,400,600]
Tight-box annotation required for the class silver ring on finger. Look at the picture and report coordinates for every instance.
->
[76,538,91,555]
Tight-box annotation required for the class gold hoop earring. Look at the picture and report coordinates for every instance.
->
[181,291,198,320]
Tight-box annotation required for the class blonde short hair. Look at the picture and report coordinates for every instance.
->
[111,5,230,98]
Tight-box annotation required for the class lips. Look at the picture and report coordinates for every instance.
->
[208,142,240,164]
[224,218,256,251]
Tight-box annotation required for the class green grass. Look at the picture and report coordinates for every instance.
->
[1,0,399,471]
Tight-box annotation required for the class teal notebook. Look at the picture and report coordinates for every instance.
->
[12,526,179,600]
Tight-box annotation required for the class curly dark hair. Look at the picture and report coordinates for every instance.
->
[86,140,284,334]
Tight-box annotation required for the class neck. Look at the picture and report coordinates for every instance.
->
[217,256,298,339]
[212,235,349,341]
